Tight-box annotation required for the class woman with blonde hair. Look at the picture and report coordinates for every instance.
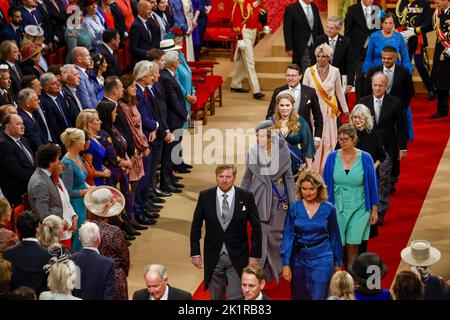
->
[0,197,19,256]
[39,215,69,254]
[39,255,81,300]
[328,270,355,300]
[280,170,343,300]
[60,128,91,252]
[271,90,315,176]
[76,110,111,186]
[303,43,349,174]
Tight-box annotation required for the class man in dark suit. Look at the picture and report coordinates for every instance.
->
[265,64,323,147]
[190,164,262,300]
[99,29,122,78]
[148,0,161,49]
[315,16,354,92]
[283,0,324,72]
[159,52,188,194]
[43,0,66,46]
[72,222,116,300]
[133,264,192,300]
[0,114,36,206]
[17,88,48,152]
[0,7,24,47]
[344,0,381,99]
[0,65,16,106]
[20,0,53,45]
[4,211,51,295]
[39,72,71,146]
[60,65,82,124]
[241,265,271,300]
[358,72,408,226]
[0,40,23,100]
[129,0,156,68]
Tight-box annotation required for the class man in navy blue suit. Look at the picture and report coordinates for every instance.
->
[72,222,116,300]
[4,211,51,295]
[20,0,53,45]
[0,7,24,47]
[17,88,48,153]
[129,0,157,68]
[0,40,23,99]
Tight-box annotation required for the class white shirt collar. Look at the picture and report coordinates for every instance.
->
[104,95,117,106]
[77,65,87,74]
[83,247,100,254]
[136,82,146,92]
[24,7,35,13]
[329,35,338,42]
[361,2,371,12]
[217,186,235,201]
[4,132,20,143]
[138,15,148,25]
[299,0,311,11]
[383,64,395,72]
[21,108,34,120]
[255,292,263,300]
[374,95,385,104]
[0,88,8,94]
[150,284,169,300]
[22,237,39,243]
[289,83,301,91]
[167,68,175,77]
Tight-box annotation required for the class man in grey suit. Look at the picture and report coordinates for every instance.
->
[27,143,64,220]
[72,47,98,109]
[132,264,192,300]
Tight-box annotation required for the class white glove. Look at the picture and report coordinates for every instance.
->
[401,28,415,42]
[263,25,271,35]
[237,39,246,49]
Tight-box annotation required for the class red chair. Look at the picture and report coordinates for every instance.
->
[57,46,67,64]
[191,89,211,125]
[47,53,57,65]
[116,48,125,71]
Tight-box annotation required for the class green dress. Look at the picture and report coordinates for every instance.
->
[333,152,370,245]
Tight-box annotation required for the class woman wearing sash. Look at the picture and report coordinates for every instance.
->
[303,43,348,174]
[271,90,315,178]
[241,120,295,283]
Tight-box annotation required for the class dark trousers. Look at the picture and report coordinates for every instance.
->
[195,15,208,61]
[408,38,434,93]
[150,142,162,189]
[135,152,151,215]
[160,140,176,188]
[436,89,449,116]
[355,48,367,101]
[293,46,313,74]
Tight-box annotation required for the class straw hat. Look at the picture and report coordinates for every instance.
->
[24,25,44,37]
[84,186,125,218]
[401,240,441,267]
[159,39,182,52]
[20,42,43,62]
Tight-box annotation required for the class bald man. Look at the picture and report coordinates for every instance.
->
[72,47,98,109]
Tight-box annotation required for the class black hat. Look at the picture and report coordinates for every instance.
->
[348,252,388,285]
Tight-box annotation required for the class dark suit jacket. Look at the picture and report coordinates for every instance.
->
[363,64,414,111]
[3,240,51,295]
[17,107,48,153]
[148,15,161,49]
[136,85,158,137]
[129,17,154,66]
[358,94,408,161]
[98,44,122,77]
[40,92,71,146]
[20,6,53,44]
[0,132,35,205]
[344,3,380,59]
[61,85,82,125]
[190,186,262,290]
[0,60,23,99]
[314,34,354,86]
[283,2,324,63]
[265,84,323,139]
[111,3,127,39]
[132,285,192,300]
[148,84,168,145]
[0,89,15,105]
[72,249,116,300]
[159,68,188,130]
[43,0,66,43]
[0,24,23,47]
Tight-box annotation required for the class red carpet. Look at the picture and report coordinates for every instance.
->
[193,94,450,299]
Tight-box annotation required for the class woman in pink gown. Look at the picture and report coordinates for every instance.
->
[303,43,349,174]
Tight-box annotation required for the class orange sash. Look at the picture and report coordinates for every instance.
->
[310,67,341,118]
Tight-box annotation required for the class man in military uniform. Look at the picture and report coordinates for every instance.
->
[430,0,450,118]
[396,0,435,101]
[230,0,265,100]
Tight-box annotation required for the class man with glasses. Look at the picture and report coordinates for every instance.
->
[265,64,323,148]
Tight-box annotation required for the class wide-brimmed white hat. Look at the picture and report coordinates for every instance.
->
[401,240,441,267]
[84,186,125,218]
[160,39,182,52]
[24,25,44,37]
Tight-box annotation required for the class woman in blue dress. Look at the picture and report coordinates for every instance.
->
[89,53,107,102]
[362,13,413,73]
[76,110,111,186]
[280,170,343,300]
[60,128,91,252]
[270,90,315,177]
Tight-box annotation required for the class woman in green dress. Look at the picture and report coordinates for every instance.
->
[271,90,315,178]
[323,124,379,268]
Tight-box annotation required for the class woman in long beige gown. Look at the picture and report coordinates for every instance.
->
[303,43,349,174]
